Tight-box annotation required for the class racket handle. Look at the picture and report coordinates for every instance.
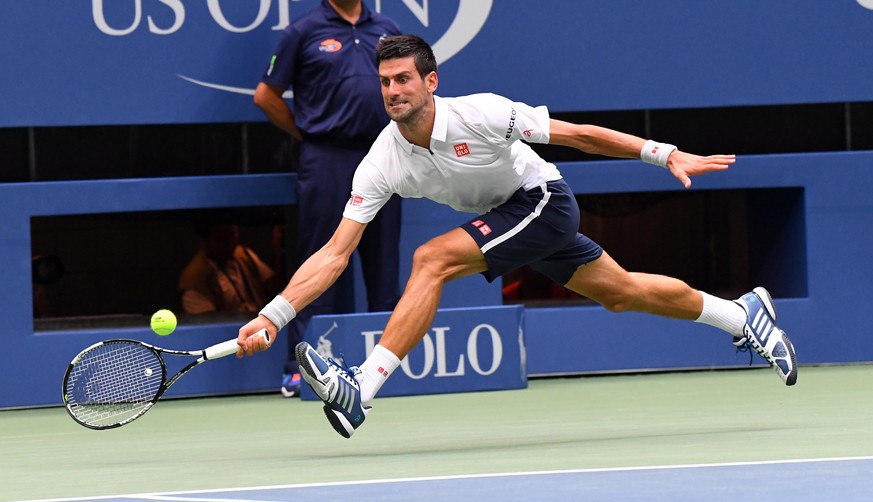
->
[204,329,271,360]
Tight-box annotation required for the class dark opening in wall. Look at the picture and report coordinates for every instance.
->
[503,187,806,307]
[31,206,292,331]
[1,100,869,182]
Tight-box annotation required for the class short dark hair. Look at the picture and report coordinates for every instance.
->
[375,34,437,78]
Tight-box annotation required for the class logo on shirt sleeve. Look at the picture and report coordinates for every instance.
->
[349,195,364,206]
[453,143,471,157]
[319,39,343,53]
[504,108,517,139]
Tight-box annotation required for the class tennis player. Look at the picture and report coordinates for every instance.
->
[238,35,797,438]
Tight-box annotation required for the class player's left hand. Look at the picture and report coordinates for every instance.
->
[666,151,736,189]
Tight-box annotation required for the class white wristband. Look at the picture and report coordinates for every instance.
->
[641,140,677,168]
[259,295,296,331]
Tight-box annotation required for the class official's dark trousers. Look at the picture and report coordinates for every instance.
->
[284,141,402,374]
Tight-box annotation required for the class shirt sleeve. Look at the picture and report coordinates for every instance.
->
[260,25,301,89]
[342,157,393,224]
[463,93,551,146]
[510,100,551,144]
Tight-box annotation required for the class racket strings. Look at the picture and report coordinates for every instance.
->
[65,342,162,427]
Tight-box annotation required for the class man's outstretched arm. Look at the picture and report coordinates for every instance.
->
[547,119,735,188]
[236,217,367,355]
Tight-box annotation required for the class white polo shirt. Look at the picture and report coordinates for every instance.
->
[343,93,562,223]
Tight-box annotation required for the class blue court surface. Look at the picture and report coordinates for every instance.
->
[21,457,873,502]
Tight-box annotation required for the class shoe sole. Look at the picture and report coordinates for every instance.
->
[323,406,354,438]
[746,288,798,386]
[743,326,798,386]
[776,328,798,386]
[755,287,798,385]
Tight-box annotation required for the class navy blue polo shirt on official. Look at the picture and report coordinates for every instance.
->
[261,0,401,142]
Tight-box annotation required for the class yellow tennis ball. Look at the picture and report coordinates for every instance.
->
[150,309,177,336]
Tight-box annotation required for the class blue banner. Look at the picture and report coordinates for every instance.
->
[300,305,526,400]
[2,1,873,126]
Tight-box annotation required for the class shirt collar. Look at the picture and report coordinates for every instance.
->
[391,95,446,154]
[431,95,448,143]
[322,0,372,25]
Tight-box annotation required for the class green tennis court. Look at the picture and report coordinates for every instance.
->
[4,365,872,501]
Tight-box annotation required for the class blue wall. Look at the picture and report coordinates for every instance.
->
[3,1,873,126]
[3,152,872,408]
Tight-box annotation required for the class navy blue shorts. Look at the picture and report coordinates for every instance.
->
[460,179,603,285]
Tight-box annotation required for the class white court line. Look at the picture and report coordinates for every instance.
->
[137,497,267,502]
[17,455,873,502]
[136,498,262,502]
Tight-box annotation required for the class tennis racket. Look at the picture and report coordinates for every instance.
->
[62,329,269,430]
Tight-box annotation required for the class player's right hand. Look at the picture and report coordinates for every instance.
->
[236,318,276,358]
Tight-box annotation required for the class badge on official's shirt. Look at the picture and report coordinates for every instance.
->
[319,39,342,52]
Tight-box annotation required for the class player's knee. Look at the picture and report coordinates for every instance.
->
[411,242,444,271]
[598,292,635,313]
[411,242,453,279]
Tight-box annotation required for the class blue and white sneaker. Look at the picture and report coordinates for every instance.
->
[733,287,798,386]
[295,342,370,438]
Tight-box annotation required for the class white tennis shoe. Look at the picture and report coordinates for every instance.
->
[733,287,798,386]
[296,342,370,438]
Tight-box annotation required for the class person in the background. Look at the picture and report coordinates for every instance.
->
[254,0,402,397]
[179,223,279,315]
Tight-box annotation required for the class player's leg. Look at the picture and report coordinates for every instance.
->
[371,226,487,359]
[561,251,797,385]
[563,251,704,319]
[349,186,588,414]
[351,181,582,403]
[296,226,486,437]
[296,182,578,437]
[339,226,487,402]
